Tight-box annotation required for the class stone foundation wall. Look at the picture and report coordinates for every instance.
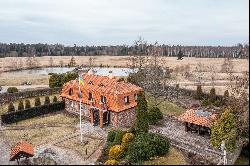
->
[110,108,136,128]
[64,98,89,118]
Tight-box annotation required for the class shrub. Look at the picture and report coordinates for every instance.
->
[25,99,31,109]
[107,130,117,143]
[104,159,118,165]
[126,127,136,134]
[53,96,58,102]
[210,88,216,102]
[7,87,18,93]
[196,85,203,100]
[109,145,125,160]
[34,97,41,106]
[148,107,163,125]
[44,96,50,105]
[212,100,221,107]
[113,129,126,145]
[17,100,24,111]
[127,132,169,163]
[122,133,135,143]
[202,99,210,107]
[49,72,78,88]
[8,102,15,112]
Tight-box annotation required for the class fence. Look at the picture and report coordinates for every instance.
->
[1,101,65,124]
[0,87,62,104]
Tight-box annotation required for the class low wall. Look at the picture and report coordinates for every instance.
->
[0,87,62,104]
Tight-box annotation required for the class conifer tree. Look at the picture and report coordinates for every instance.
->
[17,100,24,110]
[136,92,149,133]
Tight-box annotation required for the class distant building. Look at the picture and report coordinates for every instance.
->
[178,108,217,135]
[10,140,34,164]
[60,70,143,128]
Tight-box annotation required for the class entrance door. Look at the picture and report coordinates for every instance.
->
[103,111,110,126]
[93,109,100,126]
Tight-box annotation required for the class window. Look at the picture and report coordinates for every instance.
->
[101,96,107,104]
[124,96,129,104]
[69,88,73,96]
[70,100,74,107]
[89,92,93,101]
[134,93,138,101]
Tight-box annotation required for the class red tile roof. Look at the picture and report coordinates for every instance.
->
[60,72,143,112]
[10,140,34,161]
[178,109,217,128]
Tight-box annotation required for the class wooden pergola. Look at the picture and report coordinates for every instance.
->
[178,108,217,135]
[9,140,34,165]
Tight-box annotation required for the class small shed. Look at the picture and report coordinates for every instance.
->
[178,108,217,135]
[9,140,34,165]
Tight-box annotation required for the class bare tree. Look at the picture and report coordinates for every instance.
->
[49,56,54,67]
[194,62,205,85]
[68,56,76,67]
[128,37,148,72]
[88,56,95,69]
[18,59,23,69]
[208,65,217,87]
[59,60,64,67]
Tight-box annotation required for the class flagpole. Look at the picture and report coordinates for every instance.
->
[79,75,83,143]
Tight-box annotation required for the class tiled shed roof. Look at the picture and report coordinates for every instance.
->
[178,109,217,128]
[9,140,34,161]
[60,72,143,112]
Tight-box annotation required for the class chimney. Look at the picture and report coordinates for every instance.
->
[87,69,94,75]
[108,70,114,79]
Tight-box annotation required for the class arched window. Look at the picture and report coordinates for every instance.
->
[69,88,73,96]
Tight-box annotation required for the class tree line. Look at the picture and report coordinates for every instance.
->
[0,42,248,58]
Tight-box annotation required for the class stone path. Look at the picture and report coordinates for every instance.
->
[0,118,108,165]
[150,115,242,165]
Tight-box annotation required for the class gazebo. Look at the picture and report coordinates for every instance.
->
[178,108,217,135]
[9,140,34,165]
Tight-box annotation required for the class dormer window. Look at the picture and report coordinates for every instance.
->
[134,93,138,101]
[88,81,94,85]
[99,83,105,87]
[101,95,107,104]
[69,88,73,96]
[124,96,129,104]
[89,92,93,101]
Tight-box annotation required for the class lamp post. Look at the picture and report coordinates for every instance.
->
[220,140,227,165]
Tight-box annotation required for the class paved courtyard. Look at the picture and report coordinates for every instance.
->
[150,115,242,165]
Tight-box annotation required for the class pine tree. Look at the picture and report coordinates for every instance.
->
[196,85,203,100]
[44,96,50,105]
[53,96,58,102]
[34,97,41,107]
[8,102,15,112]
[210,87,216,102]
[210,107,237,152]
[17,100,24,110]
[25,99,31,109]
[135,92,149,133]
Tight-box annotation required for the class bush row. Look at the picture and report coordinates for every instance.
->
[8,96,58,112]
[2,101,65,124]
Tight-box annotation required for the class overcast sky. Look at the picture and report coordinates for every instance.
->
[0,0,249,46]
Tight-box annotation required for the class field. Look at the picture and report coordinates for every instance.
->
[0,94,61,115]
[0,56,248,95]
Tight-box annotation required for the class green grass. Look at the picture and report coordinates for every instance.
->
[146,93,185,116]
[234,155,249,165]
[143,147,187,165]
[0,94,61,115]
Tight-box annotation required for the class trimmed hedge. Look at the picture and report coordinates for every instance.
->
[1,101,65,124]
[7,87,18,93]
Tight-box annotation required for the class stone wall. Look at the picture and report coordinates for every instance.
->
[0,87,61,104]
[110,108,136,128]
[64,98,89,118]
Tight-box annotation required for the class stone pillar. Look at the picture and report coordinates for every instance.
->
[100,110,103,128]
[185,122,189,132]
[90,109,94,126]
[115,113,119,128]
[198,125,201,135]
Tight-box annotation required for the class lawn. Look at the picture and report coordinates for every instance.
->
[146,93,185,116]
[144,147,187,165]
[55,136,103,159]
[234,155,249,165]
[7,112,79,126]
[2,127,76,147]
[0,94,61,115]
